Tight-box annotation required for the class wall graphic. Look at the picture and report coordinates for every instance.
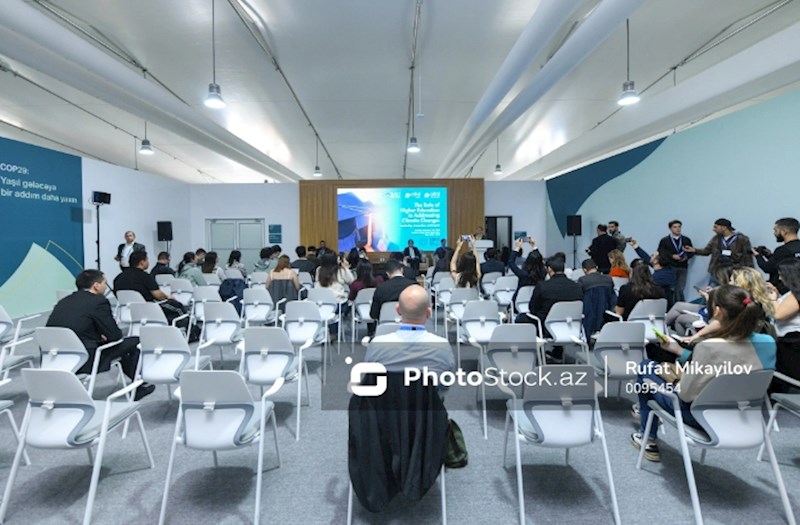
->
[0,137,83,318]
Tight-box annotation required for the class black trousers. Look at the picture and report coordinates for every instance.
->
[772,333,800,393]
[78,337,140,381]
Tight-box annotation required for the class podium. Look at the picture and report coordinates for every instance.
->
[474,240,493,262]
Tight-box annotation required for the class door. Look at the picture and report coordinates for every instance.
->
[206,219,265,272]
[484,216,512,252]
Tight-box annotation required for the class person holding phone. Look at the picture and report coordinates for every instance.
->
[450,235,481,288]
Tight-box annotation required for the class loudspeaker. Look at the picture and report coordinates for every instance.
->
[157,221,173,241]
[566,215,582,236]
[92,191,111,205]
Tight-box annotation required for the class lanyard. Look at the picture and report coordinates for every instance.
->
[721,234,738,249]
[399,324,426,331]
[670,236,683,254]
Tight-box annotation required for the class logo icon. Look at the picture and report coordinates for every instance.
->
[348,359,387,397]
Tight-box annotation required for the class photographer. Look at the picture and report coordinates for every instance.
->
[754,217,800,294]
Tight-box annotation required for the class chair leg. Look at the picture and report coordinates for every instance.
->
[440,465,447,525]
[84,417,112,524]
[158,412,182,525]
[213,450,219,467]
[271,411,281,467]
[255,403,267,525]
[758,402,782,461]
[502,411,510,466]
[296,355,303,442]
[0,405,31,523]
[595,407,621,525]
[565,448,570,465]
[762,418,797,525]
[134,411,155,468]
[699,449,707,465]
[480,346,487,440]
[87,447,94,465]
[765,394,781,433]
[513,416,525,525]
[636,412,655,470]
[347,483,354,525]
[674,416,703,525]
[3,409,31,466]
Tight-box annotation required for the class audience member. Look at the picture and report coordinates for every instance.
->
[434,239,449,261]
[150,252,175,276]
[685,218,753,281]
[767,258,800,393]
[628,238,676,301]
[316,252,354,328]
[754,217,800,294]
[266,255,301,290]
[507,238,546,288]
[292,245,318,276]
[177,251,207,286]
[615,263,666,321]
[665,263,736,336]
[403,240,422,273]
[254,246,277,273]
[47,269,154,400]
[587,224,617,273]
[579,258,616,336]
[480,247,505,276]
[114,251,186,323]
[432,248,454,278]
[518,256,583,340]
[114,230,145,270]
[608,249,630,278]
[607,220,626,251]
[225,250,248,278]
[349,260,384,302]
[578,259,614,291]
[657,220,693,301]
[306,246,321,267]
[200,251,226,281]
[368,259,418,339]
[194,248,207,266]
[450,236,481,288]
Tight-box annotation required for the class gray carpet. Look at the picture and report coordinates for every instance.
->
[0,317,798,525]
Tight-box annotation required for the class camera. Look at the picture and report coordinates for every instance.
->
[755,246,771,257]
[625,237,633,242]
[461,234,470,241]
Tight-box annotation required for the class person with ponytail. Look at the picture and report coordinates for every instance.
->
[177,251,207,287]
[631,285,776,462]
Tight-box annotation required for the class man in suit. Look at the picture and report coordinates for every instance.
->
[367,259,419,339]
[587,224,617,273]
[114,230,145,270]
[480,247,506,295]
[518,256,583,330]
[46,269,155,400]
[403,239,422,273]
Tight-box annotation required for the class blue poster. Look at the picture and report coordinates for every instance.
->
[0,137,83,317]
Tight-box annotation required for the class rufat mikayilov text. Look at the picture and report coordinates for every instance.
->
[625,360,754,376]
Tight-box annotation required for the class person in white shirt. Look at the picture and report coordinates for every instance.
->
[114,230,145,270]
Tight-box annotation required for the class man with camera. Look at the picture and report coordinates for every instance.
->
[754,217,800,294]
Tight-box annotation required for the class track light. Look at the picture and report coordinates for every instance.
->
[618,19,639,107]
[407,136,420,153]
[204,0,226,109]
[313,136,322,177]
[493,138,502,175]
[139,121,154,155]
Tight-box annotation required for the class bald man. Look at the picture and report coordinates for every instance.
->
[366,286,454,375]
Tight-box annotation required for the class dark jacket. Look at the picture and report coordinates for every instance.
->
[150,262,175,276]
[370,276,418,320]
[578,271,614,291]
[47,290,122,352]
[116,242,145,260]
[693,231,753,274]
[588,235,617,272]
[657,235,694,269]
[480,259,505,277]
[529,274,584,322]
[583,286,616,336]
[348,373,448,513]
[755,239,800,294]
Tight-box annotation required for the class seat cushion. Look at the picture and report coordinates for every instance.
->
[772,393,800,413]
[73,401,140,445]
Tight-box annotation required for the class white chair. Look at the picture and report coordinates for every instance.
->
[248,271,269,289]
[492,275,519,313]
[378,301,401,325]
[307,287,342,343]
[445,288,480,357]
[481,271,503,297]
[239,327,311,441]
[525,300,586,362]
[202,272,221,287]
[224,268,245,280]
[611,277,629,293]
[351,288,376,343]
[0,376,30,466]
[158,370,281,525]
[423,266,435,293]
[637,370,795,525]
[283,301,328,397]
[0,369,154,525]
[589,321,646,398]
[626,298,668,343]
[0,306,39,379]
[155,274,175,296]
[504,365,620,525]
[129,302,189,337]
[759,371,800,461]
[297,272,314,298]
[513,285,534,320]
[201,302,243,364]
[461,299,502,438]
[433,276,455,332]
[114,290,146,327]
[137,326,213,400]
[241,288,279,327]
[170,278,194,307]
[35,327,125,398]
[189,286,223,330]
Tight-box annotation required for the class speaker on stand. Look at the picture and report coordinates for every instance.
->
[157,221,173,255]
[566,215,582,269]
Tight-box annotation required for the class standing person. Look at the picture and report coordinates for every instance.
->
[587,224,617,274]
[631,285,776,462]
[318,240,331,257]
[754,217,800,294]
[150,252,175,276]
[403,240,422,273]
[657,220,693,302]
[685,218,754,281]
[114,231,145,271]
[177,252,207,286]
[607,221,626,252]
[47,269,154,400]
[473,226,485,241]
[225,250,248,278]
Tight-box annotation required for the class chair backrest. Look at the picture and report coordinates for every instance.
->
[21,368,96,448]
[129,302,169,337]
[240,327,295,385]
[0,305,11,340]
[627,298,667,342]
[170,278,195,306]
[180,371,256,450]
[192,286,222,321]
[521,365,596,448]
[492,276,519,306]
[462,300,501,343]
[486,324,539,376]
[297,272,314,287]
[378,301,400,324]
[202,302,241,344]
[592,322,646,377]
[35,327,89,373]
[283,301,323,345]
[249,271,269,289]
[515,285,534,313]
[241,288,275,325]
[224,268,245,280]
[267,279,297,310]
[374,322,401,337]
[434,277,455,303]
[55,289,74,302]
[306,287,339,321]
[611,277,629,291]
[544,301,584,343]
[155,274,175,286]
[139,326,193,383]
[116,290,146,323]
[203,273,222,286]
[448,288,480,320]
[690,369,773,448]
[481,271,503,295]
[353,288,376,320]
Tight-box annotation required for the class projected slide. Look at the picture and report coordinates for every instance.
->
[337,187,447,253]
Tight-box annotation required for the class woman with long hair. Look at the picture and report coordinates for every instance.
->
[225,249,248,278]
[177,251,207,286]
[631,284,776,461]
[450,235,481,288]
[615,263,665,320]
[767,258,800,392]
[316,252,354,336]
[348,260,383,301]
[266,255,300,290]
[608,249,630,278]
[507,237,546,287]
[200,251,225,281]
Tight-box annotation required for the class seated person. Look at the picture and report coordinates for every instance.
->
[615,264,666,321]
[200,251,226,281]
[479,247,506,293]
[516,255,583,331]
[114,251,186,324]
[368,259,418,339]
[150,252,175,276]
[266,255,301,291]
[291,245,318,277]
[47,269,154,400]
[578,259,614,291]
[608,249,630,278]
[403,240,422,273]
[177,252,207,286]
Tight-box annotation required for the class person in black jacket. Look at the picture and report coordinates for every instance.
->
[367,259,418,338]
[754,217,800,294]
[587,224,617,273]
[403,240,422,273]
[150,252,175,276]
[517,256,583,331]
[657,220,693,301]
[46,269,154,400]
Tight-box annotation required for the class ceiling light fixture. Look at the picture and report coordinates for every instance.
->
[204,0,226,109]
[313,136,322,177]
[139,121,154,155]
[618,18,640,106]
[407,136,420,153]
[407,64,420,154]
[493,137,503,175]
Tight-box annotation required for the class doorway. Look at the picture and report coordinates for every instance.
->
[205,219,265,272]
[484,216,512,252]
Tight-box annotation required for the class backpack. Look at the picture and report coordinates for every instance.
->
[444,419,468,468]
[218,278,245,314]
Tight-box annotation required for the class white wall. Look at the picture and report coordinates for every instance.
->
[485,181,548,254]
[82,159,191,279]
[188,183,300,254]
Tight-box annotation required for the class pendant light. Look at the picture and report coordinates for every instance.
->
[493,138,503,175]
[313,136,322,177]
[139,121,154,155]
[618,18,640,106]
[204,0,226,109]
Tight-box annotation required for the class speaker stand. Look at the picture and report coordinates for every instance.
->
[571,234,577,269]
[95,204,102,271]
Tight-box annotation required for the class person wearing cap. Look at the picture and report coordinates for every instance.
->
[685,218,753,281]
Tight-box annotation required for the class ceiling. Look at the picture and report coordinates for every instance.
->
[1,0,800,184]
